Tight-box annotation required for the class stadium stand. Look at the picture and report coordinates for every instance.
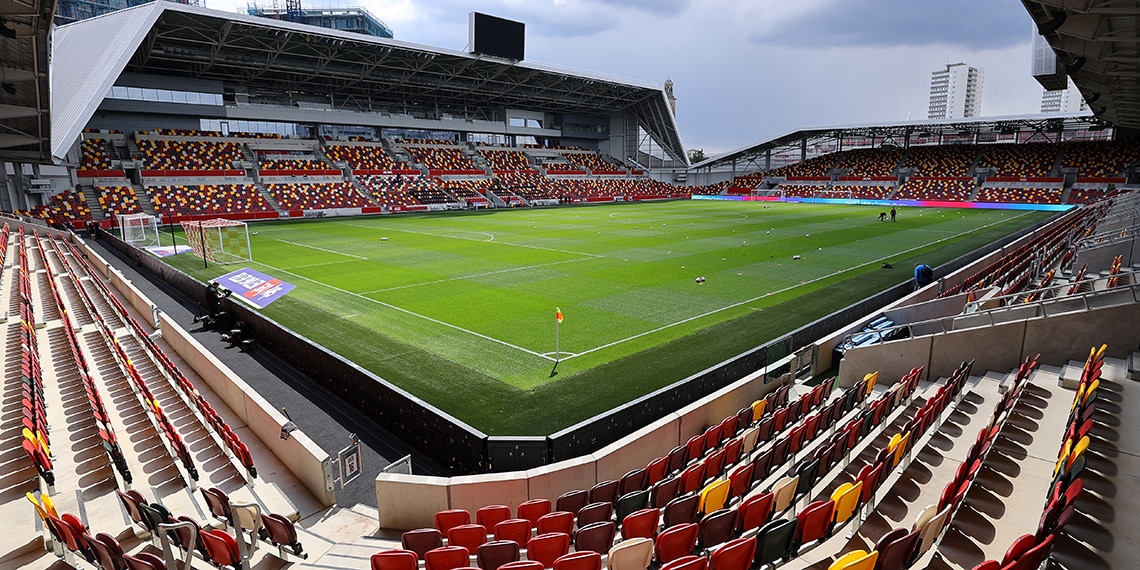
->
[831,185,893,200]
[78,138,115,170]
[324,143,410,172]
[893,178,974,201]
[95,185,143,217]
[19,189,92,226]
[401,143,480,174]
[1062,139,1140,179]
[481,149,534,172]
[777,184,828,198]
[768,155,836,179]
[137,137,246,171]
[835,147,904,178]
[358,175,425,208]
[976,143,1057,178]
[975,186,1062,204]
[258,155,331,172]
[901,145,977,177]
[148,184,274,216]
[265,182,373,210]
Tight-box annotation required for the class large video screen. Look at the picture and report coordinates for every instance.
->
[470,12,525,61]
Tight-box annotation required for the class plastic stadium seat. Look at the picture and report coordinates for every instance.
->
[1000,534,1038,567]
[660,555,707,570]
[830,482,863,524]
[201,487,233,526]
[771,476,799,514]
[970,561,1000,570]
[794,459,819,499]
[526,532,570,568]
[477,540,521,570]
[498,562,542,570]
[698,479,730,514]
[262,512,306,557]
[706,449,727,478]
[556,491,589,516]
[574,521,615,554]
[795,500,835,549]
[606,537,653,570]
[667,446,689,474]
[663,494,700,528]
[537,512,574,536]
[913,505,952,559]
[449,524,489,552]
[697,508,738,551]
[619,468,649,495]
[750,449,774,484]
[857,463,884,505]
[404,528,445,558]
[478,505,513,530]
[590,480,620,505]
[494,519,532,545]
[738,492,774,533]
[518,500,552,528]
[373,549,419,570]
[621,508,659,540]
[426,545,472,570]
[874,528,918,570]
[680,463,707,495]
[577,502,614,527]
[727,464,755,500]
[647,456,670,486]
[723,438,744,469]
[553,551,602,570]
[709,536,755,570]
[123,552,167,570]
[201,529,242,568]
[616,490,650,523]
[754,518,797,567]
[827,549,878,570]
[654,522,699,564]
[436,510,473,534]
[652,477,682,509]
[87,531,121,569]
[686,434,707,460]
[1002,534,1054,570]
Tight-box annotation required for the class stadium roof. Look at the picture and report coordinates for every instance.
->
[690,112,1107,171]
[1022,1,1140,131]
[50,1,684,164]
[0,0,56,162]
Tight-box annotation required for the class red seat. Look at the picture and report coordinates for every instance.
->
[123,552,166,570]
[555,491,588,516]
[263,512,305,556]
[705,449,727,478]
[517,500,552,528]
[680,463,706,494]
[574,521,615,554]
[709,536,756,570]
[655,522,699,564]
[619,468,649,495]
[372,549,419,570]
[403,528,445,558]
[494,519,532,545]
[201,528,242,568]
[477,505,513,530]
[589,480,620,505]
[499,561,544,570]
[436,509,472,534]
[663,494,700,528]
[477,540,521,570]
[526,532,570,568]
[794,500,835,548]
[536,512,574,536]
[448,524,489,552]
[647,456,670,486]
[661,555,707,570]
[576,502,613,527]
[552,551,601,570]
[727,463,755,500]
[697,508,738,551]
[621,508,660,540]
[738,492,773,533]
[426,545,472,570]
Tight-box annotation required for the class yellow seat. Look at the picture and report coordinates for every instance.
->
[892,432,911,467]
[751,398,767,421]
[864,371,879,395]
[887,433,902,454]
[827,549,879,570]
[1066,435,1090,471]
[698,479,731,514]
[830,481,863,524]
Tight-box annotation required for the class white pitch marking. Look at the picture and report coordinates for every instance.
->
[360,257,595,294]
[284,259,361,270]
[343,223,602,258]
[276,239,368,259]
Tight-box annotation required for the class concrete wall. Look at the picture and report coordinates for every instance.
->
[839,336,933,386]
[375,365,784,531]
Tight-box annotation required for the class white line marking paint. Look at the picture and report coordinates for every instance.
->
[276,239,368,259]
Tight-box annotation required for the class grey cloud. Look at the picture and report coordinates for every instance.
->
[752,0,1029,49]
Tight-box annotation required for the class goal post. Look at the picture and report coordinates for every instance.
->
[180,218,252,264]
[117,213,160,248]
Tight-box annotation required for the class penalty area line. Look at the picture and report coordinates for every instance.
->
[276,239,367,260]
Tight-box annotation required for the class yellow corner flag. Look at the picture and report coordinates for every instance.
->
[555,307,564,324]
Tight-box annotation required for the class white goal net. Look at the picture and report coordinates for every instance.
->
[181,219,252,264]
[118,213,160,248]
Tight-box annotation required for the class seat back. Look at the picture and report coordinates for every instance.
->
[425,545,471,570]
[697,479,730,514]
[876,528,919,570]
[663,494,700,527]
[621,508,660,540]
[493,519,531,546]
[403,528,445,558]
[574,521,616,555]
[738,492,773,533]
[651,477,681,509]
[201,488,232,523]
[517,500,552,527]
[831,481,863,524]
[589,480,620,505]
[88,531,121,570]
[123,552,166,570]
[526,532,570,568]
[448,524,489,552]
[435,509,472,534]
[619,468,648,496]
[654,522,698,564]
[201,529,241,567]
[536,512,574,536]
[263,513,301,553]
[477,540,520,570]
[771,476,799,514]
[607,537,653,570]
[826,549,878,570]
[914,506,952,558]
[667,446,689,474]
[698,509,738,550]
[477,505,513,530]
[680,463,706,495]
[754,518,797,566]
[615,490,650,523]
[709,536,756,570]
[555,491,588,516]
[553,551,602,570]
[646,456,670,486]
[795,500,835,546]
[372,549,419,570]
[577,502,614,527]
[727,464,755,500]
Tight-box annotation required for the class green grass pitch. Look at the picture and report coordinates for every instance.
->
[163,201,1054,434]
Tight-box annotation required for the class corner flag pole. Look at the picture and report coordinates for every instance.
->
[555,307,564,362]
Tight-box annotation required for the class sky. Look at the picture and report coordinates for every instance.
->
[205,0,1046,156]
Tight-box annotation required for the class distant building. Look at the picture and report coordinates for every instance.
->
[1041,80,1088,114]
[56,0,199,24]
[244,4,394,38]
[928,63,984,120]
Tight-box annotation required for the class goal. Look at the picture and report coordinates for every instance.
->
[117,213,160,248]
[181,219,252,264]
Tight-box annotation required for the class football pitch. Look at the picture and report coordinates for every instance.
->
[163,200,1054,434]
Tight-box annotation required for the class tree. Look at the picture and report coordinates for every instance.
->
[687,148,707,163]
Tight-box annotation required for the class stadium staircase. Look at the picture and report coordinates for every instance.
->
[124,137,143,162]
[483,187,510,208]
[966,182,982,202]
[81,184,104,220]
[132,183,157,216]
[252,182,286,214]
